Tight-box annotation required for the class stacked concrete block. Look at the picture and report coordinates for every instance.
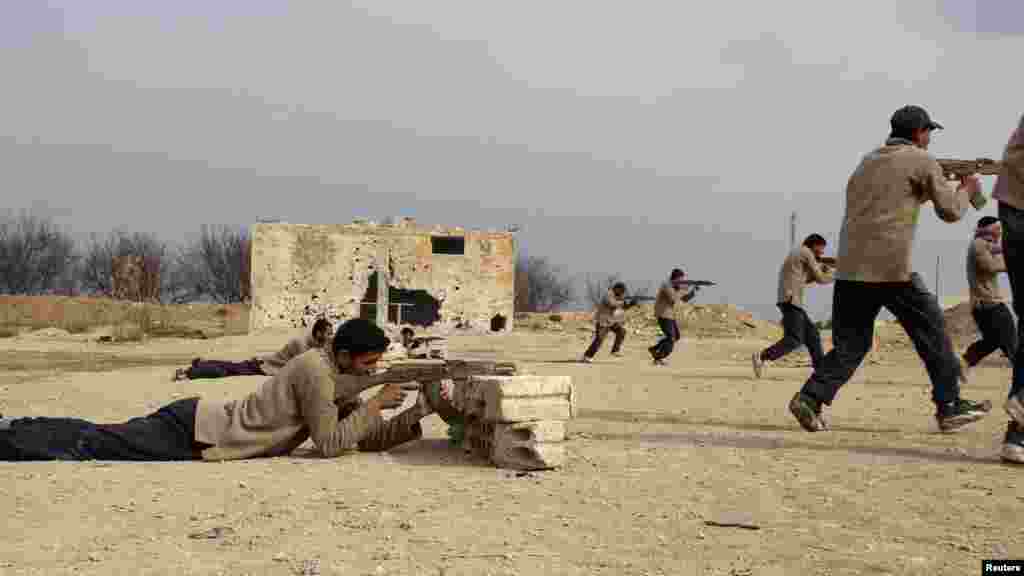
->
[455,374,574,471]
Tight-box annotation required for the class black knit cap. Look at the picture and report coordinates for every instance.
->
[890,105,943,137]
[332,318,391,355]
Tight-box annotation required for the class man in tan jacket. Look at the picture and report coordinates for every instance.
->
[788,105,992,434]
[960,216,1016,381]
[173,318,331,381]
[648,269,700,365]
[581,282,635,363]
[992,113,1024,464]
[752,234,834,378]
[0,319,449,461]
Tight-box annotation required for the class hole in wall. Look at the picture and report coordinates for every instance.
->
[490,314,507,332]
[359,271,442,327]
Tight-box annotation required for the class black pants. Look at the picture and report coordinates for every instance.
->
[187,359,266,379]
[0,397,209,461]
[650,318,680,360]
[1000,202,1024,399]
[584,323,626,358]
[801,277,960,408]
[761,303,824,369]
[963,303,1018,367]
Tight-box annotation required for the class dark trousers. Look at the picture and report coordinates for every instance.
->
[761,303,824,369]
[801,277,961,408]
[1000,202,1024,398]
[187,359,266,379]
[584,323,626,358]
[963,303,1018,367]
[650,318,681,360]
[0,397,209,461]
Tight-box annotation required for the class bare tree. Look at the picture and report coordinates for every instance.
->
[0,212,77,295]
[514,255,574,313]
[78,230,172,300]
[174,224,249,303]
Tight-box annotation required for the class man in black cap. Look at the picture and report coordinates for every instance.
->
[788,105,993,434]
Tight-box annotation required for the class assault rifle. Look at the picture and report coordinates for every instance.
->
[375,360,518,391]
[817,256,837,266]
[937,158,1002,180]
[678,280,716,287]
[406,336,445,350]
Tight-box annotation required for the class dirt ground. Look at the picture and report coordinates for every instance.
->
[1,323,1021,576]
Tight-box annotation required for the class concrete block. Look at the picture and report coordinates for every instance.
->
[467,375,574,423]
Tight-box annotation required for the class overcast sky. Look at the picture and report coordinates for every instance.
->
[2,0,1022,320]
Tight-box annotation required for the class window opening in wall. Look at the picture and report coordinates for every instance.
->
[431,236,465,255]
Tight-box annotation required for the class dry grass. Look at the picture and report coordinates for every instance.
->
[0,295,249,340]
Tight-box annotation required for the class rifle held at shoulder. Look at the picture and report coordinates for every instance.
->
[937,158,1002,180]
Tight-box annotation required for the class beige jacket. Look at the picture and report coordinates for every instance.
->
[835,138,972,283]
[993,115,1024,211]
[193,347,421,461]
[776,245,833,309]
[594,288,626,327]
[258,328,319,375]
[654,281,695,319]
[967,236,1006,306]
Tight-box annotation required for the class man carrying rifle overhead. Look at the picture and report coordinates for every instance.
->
[581,281,636,363]
[788,105,992,434]
[752,234,834,378]
[648,268,702,365]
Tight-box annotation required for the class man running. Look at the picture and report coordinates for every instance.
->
[648,269,700,366]
[992,113,1024,463]
[173,318,331,381]
[581,281,635,363]
[788,105,992,433]
[0,319,450,461]
[753,234,834,378]
[960,216,1016,383]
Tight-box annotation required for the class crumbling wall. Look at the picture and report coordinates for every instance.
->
[249,221,515,332]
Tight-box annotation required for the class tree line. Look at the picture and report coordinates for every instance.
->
[0,212,248,303]
[0,211,592,312]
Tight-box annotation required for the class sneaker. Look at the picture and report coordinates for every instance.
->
[1005,391,1024,426]
[936,398,992,433]
[751,352,765,379]
[172,368,189,382]
[653,358,668,366]
[580,356,593,364]
[1001,421,1024,464]
[789,392,827,432]
[610,351,624,358]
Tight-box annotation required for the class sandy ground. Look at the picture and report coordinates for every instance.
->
[0,327,1021,576]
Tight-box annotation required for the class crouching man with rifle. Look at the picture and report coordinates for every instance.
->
[581,281,635,363]
[648,268,714,366]
[752,234,835,378]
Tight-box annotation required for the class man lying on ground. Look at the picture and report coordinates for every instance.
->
[172,317,331,381]
[0,318,450,461]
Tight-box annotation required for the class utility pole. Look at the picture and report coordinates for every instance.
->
[789,211,797,250]
[935,255,941,302]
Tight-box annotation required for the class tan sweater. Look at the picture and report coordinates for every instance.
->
[776,245,833,309]
[993,116,1024,210]
[193,347,422,461]
[258,329,318,375]
[594,288,626,327]
[835,138,973,283]
[967,236,1006,306]
[654,281,695,319]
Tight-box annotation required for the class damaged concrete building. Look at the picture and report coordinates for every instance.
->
[248,218,516,333]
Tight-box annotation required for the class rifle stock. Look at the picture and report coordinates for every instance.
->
[818,256,837,266]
